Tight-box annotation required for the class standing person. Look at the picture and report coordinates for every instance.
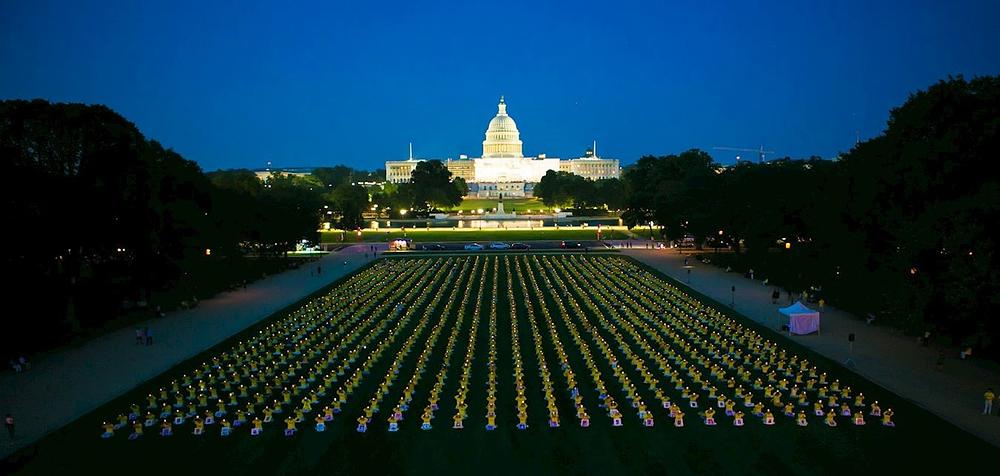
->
[5,414,13,440]
[771,289,780,305]
[145,327,153,346]
[985,388,996,415]
[317,265,322,275]
[135,327,144,345]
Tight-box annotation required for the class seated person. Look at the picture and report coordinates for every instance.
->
[733,411,744,427]
[881,409,894,427]
[703,407,716,426]
[763,409,775,425]
[101,421,115,438]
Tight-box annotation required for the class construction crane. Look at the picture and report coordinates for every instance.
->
[713,145,775,163]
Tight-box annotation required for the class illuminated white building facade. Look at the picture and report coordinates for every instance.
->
[385,97,620,197]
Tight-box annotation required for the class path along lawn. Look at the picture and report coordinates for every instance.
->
[5,254,997,476]
[321,227,631,243]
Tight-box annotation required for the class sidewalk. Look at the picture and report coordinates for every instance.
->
[0,245,382,457]
[624,247,1000,447]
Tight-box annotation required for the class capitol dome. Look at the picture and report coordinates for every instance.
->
[482,96,523,158]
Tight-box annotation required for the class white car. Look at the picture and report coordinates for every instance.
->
[464,243,484,251]
[488,242,510,250]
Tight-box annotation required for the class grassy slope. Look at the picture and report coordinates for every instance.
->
[442,198,548,212]
[6,254,998,476]
[321,228,630,243]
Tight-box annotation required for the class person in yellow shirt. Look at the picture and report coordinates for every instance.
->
[251,416,263,436]
[486,413,497,430]
[356,414,368,433]
[129,421,143,440]
[315,414,326,432]
[101,421,115,439]
[284,416,297,435]
[733,410,744,427]
[192,417,205,435]
[882,409,895,427]
[703,407,716,426]
[984,388,995,415]
[796,411,808,427]
[387,414,399,432]
[673,409,685,427]
[825,410,837,427]
[763,409,775,425]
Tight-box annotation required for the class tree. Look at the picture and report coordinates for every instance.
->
[534,170,585,207]
[409,159,462,210]
[452,177,469,198]
[328,183,370,230]
[312,165,356,188]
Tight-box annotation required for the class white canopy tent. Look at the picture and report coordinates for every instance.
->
[779,301,820,335]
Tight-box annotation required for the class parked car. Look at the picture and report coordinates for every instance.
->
[421,244,446,250]
[489,242,510,250]
[560,241,583,249]
[510,243,530,250]
[464,243,484,251]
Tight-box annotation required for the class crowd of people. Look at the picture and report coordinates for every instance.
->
[98,254,897,441]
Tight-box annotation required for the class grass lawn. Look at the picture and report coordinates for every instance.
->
[444,197,548,212]
[5,254,996,475]
[321,228,631,243]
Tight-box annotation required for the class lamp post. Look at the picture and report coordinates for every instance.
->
[731,285,736,307]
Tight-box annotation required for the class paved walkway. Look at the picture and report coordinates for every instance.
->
[623,246,1000,447]
[0,245,381,457]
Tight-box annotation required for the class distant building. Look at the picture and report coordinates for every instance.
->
[385,97,620,197]
[253,166,315,181]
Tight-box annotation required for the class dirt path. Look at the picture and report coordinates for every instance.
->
[624,247,1000,447]
[0,245,382,457]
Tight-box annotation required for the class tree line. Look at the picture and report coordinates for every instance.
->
[0,99,377,354]
[613,76,999,356]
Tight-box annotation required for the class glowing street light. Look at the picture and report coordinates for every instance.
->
[205,248,212,256]
[785,242,791,250]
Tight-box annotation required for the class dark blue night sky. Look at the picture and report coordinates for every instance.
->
[2,0,998,171]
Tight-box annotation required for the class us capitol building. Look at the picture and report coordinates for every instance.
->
[385,97,620,198]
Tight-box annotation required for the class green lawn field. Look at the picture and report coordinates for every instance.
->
[5,254,996,475]
[321,228,631,243]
